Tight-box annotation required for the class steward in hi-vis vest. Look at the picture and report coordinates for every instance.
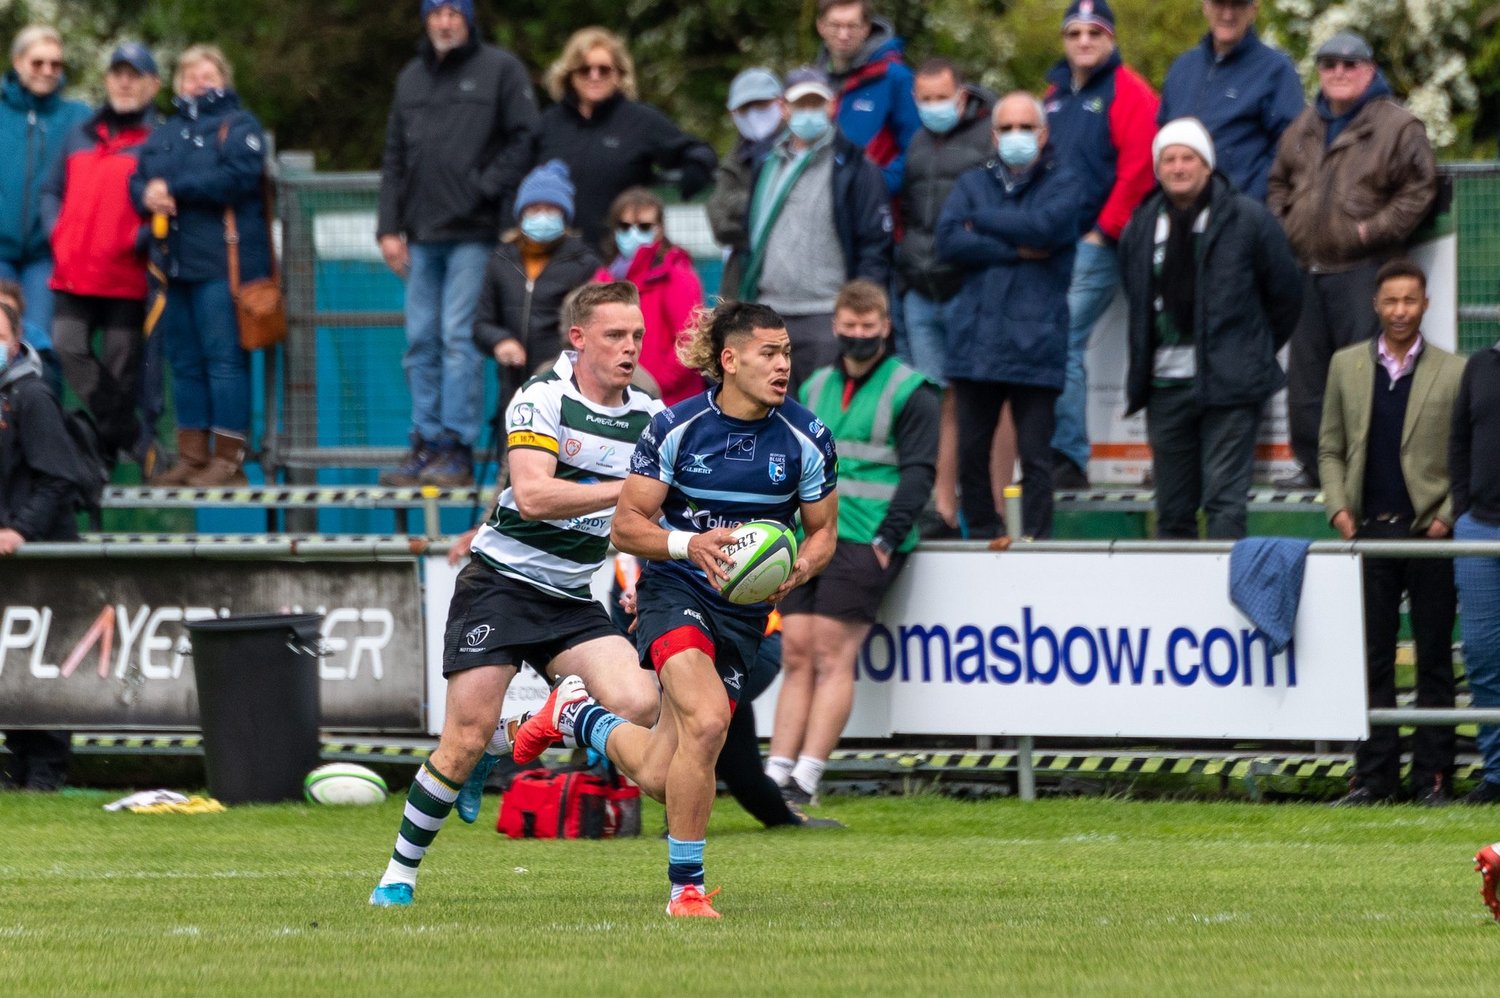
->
[801,352,933,554]
[768,278,939,809]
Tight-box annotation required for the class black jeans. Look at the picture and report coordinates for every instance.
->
[1286,263,1384,476]
[52,292,146,456]
[952,379,1057,539]
[1354,519,1458,797]
[1146,385,1259,539]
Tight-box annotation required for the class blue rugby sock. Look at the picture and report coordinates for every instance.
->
[573,703,627,758]
[667,835,706,896]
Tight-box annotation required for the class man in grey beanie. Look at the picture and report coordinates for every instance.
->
[377,0,538,487]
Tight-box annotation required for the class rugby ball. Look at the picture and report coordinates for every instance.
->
[719,520,798,606]
[304,763,389,805]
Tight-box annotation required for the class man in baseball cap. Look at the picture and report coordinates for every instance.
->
[1266,29,1437,488]
[707,68,785,300]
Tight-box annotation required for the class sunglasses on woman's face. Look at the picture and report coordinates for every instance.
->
[28,58,63,71]
[573,63,616,80]
[617,222,658,235]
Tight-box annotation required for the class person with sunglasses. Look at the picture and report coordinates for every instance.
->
[593,187,704,405]
[532,27,716,249]
[0,25,90,398]
[1267,31,1437,491]
[1041,0,1159,491]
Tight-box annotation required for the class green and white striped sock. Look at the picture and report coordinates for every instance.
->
[380,760,460,887]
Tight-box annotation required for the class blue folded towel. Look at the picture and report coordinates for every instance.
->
[1229,537,1313,655]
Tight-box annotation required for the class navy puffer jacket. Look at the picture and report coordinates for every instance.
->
[131,89,271,284]
[935,148,1081,388]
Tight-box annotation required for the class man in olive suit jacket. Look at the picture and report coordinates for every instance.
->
[1318,259,1466,806]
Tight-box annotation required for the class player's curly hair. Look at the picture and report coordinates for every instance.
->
[677,300,786,383]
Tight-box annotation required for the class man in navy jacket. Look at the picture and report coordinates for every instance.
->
[936,92,1080,540]
[1158,0,1303,202]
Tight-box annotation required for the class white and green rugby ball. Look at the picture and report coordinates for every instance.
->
[304,763,388,805]
[719,520,799,605]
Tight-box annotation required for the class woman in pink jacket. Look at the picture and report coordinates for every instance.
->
[594,187,704,404]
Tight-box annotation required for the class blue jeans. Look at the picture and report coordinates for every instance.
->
[159,278,249,434]
[405,241,488,445]
[901,290,949,387]
[0,256,55,351]
[1050,239,1119,471]
[1456,512,1500,784]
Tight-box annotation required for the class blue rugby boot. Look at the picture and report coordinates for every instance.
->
[456,752,500,824]
[369,882,414,907]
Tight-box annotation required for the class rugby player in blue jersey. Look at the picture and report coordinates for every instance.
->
[514,300,839,917]
[368,282,665,908]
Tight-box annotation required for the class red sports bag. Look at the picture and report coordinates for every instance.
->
[496,768,641,839]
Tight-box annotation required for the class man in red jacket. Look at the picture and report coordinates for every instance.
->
[1041,0,1158,488]
[42,42,160,472]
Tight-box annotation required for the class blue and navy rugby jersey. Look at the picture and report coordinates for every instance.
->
[629,386,838,600]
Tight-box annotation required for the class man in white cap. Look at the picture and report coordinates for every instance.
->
[1267,30,1436,489]
[707,67,783,301]
[739,65,891,393]
[1118,117,1302,539]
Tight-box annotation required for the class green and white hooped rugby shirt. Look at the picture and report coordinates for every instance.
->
[470,351,662,600]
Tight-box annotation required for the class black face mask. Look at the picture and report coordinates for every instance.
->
[837,334,885,362]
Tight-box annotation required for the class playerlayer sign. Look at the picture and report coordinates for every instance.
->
[0,559,425,730]
[757,550,1368,741]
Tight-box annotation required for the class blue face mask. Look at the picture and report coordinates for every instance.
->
[615,226,655,262]
[788,108,831,143]
[917,98,961,135]
[997,129,1039,168]
[519,210,566,244]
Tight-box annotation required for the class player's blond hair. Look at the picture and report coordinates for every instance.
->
[677,301,786,383]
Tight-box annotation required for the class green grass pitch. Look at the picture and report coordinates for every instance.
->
[3,790,1497,995]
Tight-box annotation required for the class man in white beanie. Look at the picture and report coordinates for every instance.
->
[1118,117,1302,539]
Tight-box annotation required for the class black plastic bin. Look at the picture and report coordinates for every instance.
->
[187,613,323,804]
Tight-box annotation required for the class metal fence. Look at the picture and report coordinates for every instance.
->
[265,161,1500,478]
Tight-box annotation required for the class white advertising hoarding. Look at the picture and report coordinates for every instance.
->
[756,549,1368,741]
[427,550,1367,742]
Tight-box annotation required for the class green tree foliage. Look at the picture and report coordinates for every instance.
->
[991,0,1202,98]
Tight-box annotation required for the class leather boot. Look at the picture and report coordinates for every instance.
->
[187,431,250,487]
[152,429,210,486]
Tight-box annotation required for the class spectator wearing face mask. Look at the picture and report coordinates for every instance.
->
[898,57,995,536]
[740,66,892,394]
[593,186,704,405]
[935,91,1082,540]
[707,67,784,303]
[473,159,602,413]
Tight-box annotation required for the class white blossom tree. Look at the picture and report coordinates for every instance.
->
[1267,0,1478,148]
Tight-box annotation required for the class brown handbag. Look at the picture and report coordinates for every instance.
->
[219,121,287,350]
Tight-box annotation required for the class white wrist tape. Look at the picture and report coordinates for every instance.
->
[666,530,693,561]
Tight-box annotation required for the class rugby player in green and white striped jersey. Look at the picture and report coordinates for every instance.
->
[370,282,664,908]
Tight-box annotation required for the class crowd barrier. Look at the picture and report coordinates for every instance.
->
[7,537,1500,799]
